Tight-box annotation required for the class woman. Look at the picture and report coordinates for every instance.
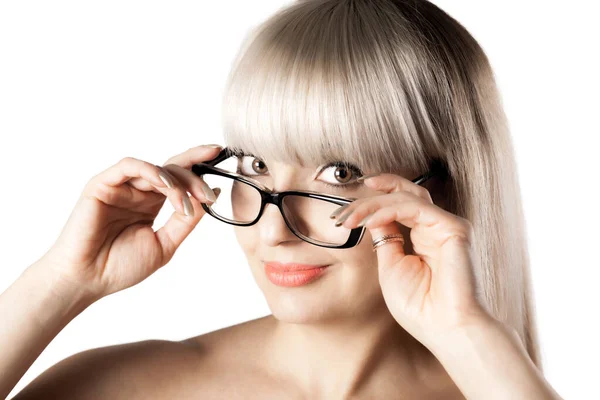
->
[1,0,562,398]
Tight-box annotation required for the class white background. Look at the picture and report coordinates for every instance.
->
[1,1,598,398]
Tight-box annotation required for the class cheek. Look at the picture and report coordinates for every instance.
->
[337,234,378,272]
[234,226,257,253]
[336,246,385,310]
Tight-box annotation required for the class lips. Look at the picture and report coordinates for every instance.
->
[263,262,331,287]
[263,261,330,272]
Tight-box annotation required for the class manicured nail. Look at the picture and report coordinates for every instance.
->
[330,204,351,219]
[182,195,194,217]
[354,173,383,183]
[200,181,217,202]
[335,211,353,226]
[158,169,174,189]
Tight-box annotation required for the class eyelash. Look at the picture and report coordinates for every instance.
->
[319,161,364,190]
[231,151,364,190]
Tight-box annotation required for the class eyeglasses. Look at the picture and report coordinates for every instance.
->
[191,147,440,249]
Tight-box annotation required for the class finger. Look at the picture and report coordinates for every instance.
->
[162,144,223,169]
[368,214,408,278]
[367,210,431,295]
[126,175,163,194]
[329,172,433,221]
[90,157,167,189]
[126,165,170,194]
[85,157,170,207]
[363,204,471,273]
[335,191,420,228]
[123,145,222,193]
[86,159,190,216]
[155,145,222,213]
[154,187,221,264]
[153,166,196,217]
[360,201,445,231]
[362,173,434,203]
[161,163,217,205]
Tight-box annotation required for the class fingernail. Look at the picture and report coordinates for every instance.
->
[201,181,217,202]
[355,173,382,183]
[330,204,351,219]
[205,144,223,149]
[182,195,194,217]
[158,169,174,189]
[335,211,353,226]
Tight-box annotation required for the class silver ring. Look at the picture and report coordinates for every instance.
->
[372,233,405,251]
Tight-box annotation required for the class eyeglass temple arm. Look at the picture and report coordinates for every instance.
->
[203,147,232,166]
[414,159,447,185]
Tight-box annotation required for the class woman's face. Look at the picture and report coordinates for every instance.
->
[232,156,413,324]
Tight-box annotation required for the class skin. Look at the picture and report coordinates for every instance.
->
[181,157,561,399]
[216,158,462,398]
[5,147,560,399]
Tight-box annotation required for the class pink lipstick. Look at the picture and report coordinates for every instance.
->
[264,261,330,287]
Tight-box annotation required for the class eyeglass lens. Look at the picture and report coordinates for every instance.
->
[202,157,352,246]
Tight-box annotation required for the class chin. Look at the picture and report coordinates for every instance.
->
[257,279,340,324]
[267,300,340,325]
[248,258,384,323]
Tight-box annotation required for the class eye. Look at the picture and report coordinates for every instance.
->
[235,155,268,176]
[233,152,364,190]
[315,162,364,189]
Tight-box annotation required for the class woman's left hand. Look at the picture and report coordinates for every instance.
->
[333,173,492,350]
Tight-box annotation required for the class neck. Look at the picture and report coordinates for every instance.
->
[265,300,445,398]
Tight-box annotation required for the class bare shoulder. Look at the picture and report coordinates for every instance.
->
[177,314,295,398]
[12,315,280,400]
[11,339,204,400]
[179,314,285,394]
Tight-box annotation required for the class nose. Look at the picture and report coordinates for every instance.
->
[256,202,300,246]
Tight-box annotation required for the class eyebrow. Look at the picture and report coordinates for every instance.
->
[229,148,256,159]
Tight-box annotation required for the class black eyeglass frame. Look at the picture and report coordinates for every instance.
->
[191,147,440,249]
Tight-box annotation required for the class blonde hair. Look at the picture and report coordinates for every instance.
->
[221,0,542,370]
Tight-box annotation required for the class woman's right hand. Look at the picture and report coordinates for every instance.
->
[36,144,223,302]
